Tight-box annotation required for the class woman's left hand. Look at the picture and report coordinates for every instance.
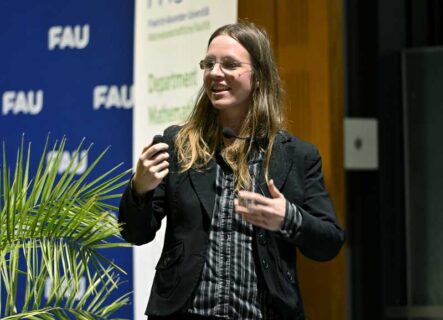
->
[234,179,286,231]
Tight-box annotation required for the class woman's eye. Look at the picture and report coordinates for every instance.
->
[206,61,216,69]
[222,61,240,70]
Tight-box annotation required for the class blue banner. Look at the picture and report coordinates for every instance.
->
[0,1,134,318]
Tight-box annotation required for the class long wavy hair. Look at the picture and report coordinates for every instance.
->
[175,22,284,190]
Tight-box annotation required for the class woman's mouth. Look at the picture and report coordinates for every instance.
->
[211,85,231,93]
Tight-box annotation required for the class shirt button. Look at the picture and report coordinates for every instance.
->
[286,271,295,283]
[163,256,170,266]
[258,233,267,245]
[262,258,269,270]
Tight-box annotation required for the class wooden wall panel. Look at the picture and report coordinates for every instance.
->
[239,0,347,319]
[237,1,277,47]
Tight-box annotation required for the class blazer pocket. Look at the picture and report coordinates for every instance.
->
[154,240,183,297]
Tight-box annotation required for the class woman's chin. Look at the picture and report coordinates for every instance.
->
[211,100,231,110]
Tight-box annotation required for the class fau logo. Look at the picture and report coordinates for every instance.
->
[46,150,88,175]
[48,25,90,50]
[93,85,133,110]
[2,90,44,115]
[45,277,86,301]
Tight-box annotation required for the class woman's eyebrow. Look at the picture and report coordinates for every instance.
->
[204,54,238,60]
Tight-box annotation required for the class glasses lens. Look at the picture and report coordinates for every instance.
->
[199,60,205,70]
[221,60,240,71]
[199,59,214,70]
[199,58,244,73]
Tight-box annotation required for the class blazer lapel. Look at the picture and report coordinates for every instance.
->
[188,132,293,216]
[260,133,294,197]
[188,161,217,219]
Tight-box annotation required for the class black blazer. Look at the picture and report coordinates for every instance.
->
[119,125,345,319]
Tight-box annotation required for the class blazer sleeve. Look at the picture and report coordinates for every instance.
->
[292,144,345,261]
[118,179,166,245]
[118,125,180,245]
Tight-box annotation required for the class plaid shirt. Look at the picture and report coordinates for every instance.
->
[186,151,301,319]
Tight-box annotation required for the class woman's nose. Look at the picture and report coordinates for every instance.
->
[208,62,224,77]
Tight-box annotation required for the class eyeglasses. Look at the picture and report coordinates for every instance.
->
[199,58,252,73]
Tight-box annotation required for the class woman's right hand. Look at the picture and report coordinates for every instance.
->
[131,139,169,197]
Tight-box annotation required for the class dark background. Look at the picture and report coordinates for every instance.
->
[345,0,443,318]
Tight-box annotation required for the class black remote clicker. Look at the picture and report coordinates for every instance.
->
[152,134,166,145]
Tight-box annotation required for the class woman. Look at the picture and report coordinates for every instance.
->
[119,22,345,320]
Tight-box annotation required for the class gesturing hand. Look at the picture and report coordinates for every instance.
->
[234,179,286,231]
[132,138,169,197]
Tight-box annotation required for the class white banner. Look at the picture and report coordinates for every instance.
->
[133,1,237,318]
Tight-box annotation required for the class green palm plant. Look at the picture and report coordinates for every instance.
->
[0,137,132,319]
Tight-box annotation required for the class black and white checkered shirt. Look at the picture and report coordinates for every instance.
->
[186,150,301,319]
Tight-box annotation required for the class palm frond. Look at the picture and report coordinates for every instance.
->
[0,136,132,319]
